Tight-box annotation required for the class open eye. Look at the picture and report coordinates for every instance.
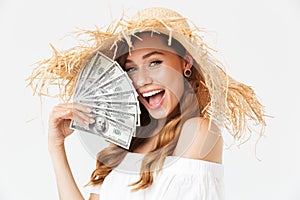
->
[124,66,137,73]
[149,60,162,67]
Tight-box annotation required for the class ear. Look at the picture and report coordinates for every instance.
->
[183,52,193,70]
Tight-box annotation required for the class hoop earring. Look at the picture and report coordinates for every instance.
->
[184,69,192,78]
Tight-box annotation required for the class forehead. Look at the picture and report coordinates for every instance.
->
[130,33,177,55]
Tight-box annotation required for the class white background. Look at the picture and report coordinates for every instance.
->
[0,0,299,199]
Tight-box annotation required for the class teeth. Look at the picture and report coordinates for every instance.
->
[142,90,163,98]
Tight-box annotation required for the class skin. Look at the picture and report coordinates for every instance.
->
[48,33,222,200]
[124,35,188,120]
[48,103,94,200]
[124,33,222,158]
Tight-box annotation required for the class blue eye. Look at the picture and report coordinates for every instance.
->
[149,60,162,67]
[125,67,136,73]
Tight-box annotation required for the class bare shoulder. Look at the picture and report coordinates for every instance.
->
[173,117,223,163]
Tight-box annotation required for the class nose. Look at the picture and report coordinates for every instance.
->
[133,67,153,88]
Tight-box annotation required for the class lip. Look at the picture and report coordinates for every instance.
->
[138,87,164,95]
[141,89,164,98]
[138,88,166,110]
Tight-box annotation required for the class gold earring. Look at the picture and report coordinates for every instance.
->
[184,69,192,78]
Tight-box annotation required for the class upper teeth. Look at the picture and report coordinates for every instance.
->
[142,90,163,97]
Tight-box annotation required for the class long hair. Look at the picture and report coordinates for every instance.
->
[88,32,208,191]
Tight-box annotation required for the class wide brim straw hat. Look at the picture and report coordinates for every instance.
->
[28,7,266,145]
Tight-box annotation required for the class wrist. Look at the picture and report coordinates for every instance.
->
[48,142,65,153]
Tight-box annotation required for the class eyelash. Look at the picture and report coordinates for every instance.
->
[149,60,162,67]
[124,67,135,73]
[125,60,162,72]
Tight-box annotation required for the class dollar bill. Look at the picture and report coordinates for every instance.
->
[79,99,140,114]
[70,112,133,149]
[78,88,138,102]
[81,73,136,97]
[79,61,125,97]
[92,107,137,129]
[77,99,140,132]
[73,53,98,98]
[71,51,141,148]
[74,51,114,98]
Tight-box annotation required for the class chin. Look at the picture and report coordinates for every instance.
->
[147,105,179,120]
[148,109,168,120]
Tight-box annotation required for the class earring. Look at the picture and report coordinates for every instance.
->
[184,69,192,78]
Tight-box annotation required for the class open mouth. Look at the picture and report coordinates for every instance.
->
[142,89,165,108]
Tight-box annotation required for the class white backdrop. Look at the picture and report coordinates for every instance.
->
[0,0,299,199]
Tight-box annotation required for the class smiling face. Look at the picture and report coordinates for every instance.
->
[123,33,190,119]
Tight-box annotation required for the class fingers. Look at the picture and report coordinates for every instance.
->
[58,102,92,113]
[49,102,94,126]
[73,109,95,126]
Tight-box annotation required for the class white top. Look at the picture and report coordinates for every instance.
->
[86,152,224,200]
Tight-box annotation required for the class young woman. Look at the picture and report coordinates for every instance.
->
[29,7,266,200]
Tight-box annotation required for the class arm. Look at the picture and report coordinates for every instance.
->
[49,145,84,199]
[48,103,96,200]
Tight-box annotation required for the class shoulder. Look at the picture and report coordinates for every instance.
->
[173,117,223,163]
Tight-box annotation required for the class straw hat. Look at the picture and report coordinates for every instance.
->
[28,7,266,144]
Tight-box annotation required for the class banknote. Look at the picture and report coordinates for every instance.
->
[78,98,140,131]
[78,61,124,97]
[73,53,99,98]
[74,51,114,98]
[78,99,140,114]
[78,90,139,103]
[72,51,141,149]
[92,107,137,129]
[81,73,136,98]
[70,112,133,149]
[77,90,140,118]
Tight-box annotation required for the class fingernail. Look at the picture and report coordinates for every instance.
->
[89,118,95,123]
[84,121,89,126]
[86,107,92,113]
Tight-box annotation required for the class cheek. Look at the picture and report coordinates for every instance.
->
[153,65,183,82]
[154,68,185,100]
[169,78,185,102]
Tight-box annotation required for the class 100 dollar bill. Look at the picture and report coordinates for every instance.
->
[70,112,133,149]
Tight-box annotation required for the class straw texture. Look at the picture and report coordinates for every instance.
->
[27,7,267,145]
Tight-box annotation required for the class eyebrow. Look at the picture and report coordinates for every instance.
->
[125,51,164,65]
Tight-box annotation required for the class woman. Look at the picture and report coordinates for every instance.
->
[28,7,266,200]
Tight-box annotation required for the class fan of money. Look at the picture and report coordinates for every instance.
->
[70,52,140,149]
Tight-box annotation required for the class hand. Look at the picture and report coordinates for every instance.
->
[48,102,94,150]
